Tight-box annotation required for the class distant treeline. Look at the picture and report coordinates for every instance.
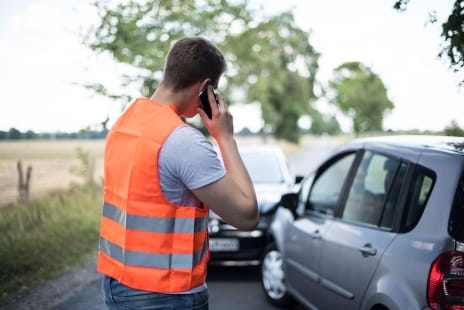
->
[0,126,272,141]
[0,127,262,141]
[0,128,108,140]
[2,122,462,141]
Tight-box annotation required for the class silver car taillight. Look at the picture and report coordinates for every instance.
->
[428,251,464,310]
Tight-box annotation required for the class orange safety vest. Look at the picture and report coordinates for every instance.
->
[97,98,210,293]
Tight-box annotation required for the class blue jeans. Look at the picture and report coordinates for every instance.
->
[102,276,209,310]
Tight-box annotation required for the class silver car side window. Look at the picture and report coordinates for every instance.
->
[400,166,435,232]
[342,151,406,228]
[306,153,356,216]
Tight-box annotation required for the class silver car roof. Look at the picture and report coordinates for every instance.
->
[335,135,464,161]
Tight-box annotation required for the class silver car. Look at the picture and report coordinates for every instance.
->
[261,135,464,310]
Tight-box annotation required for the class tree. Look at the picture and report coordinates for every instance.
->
[393,0,464,85]
[8,128,21,140]
[328,62,394,134]
[83,0,319,142]
[226,12,319,143]
[444,120,464,136]
[309,110,342,135]
[325,115,342,135]
[24,130,36,140]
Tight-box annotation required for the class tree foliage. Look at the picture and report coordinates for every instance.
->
[394,0,464,85]
[309,111,342,136]
[83,0,319,142]
[444,120,464,136]
[329,62,394,134]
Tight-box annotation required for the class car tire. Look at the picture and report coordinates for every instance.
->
[261,243,296,307]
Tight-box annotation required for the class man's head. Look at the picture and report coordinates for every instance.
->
[162,37,226,92]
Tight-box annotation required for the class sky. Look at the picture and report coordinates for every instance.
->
[0,0,463,133]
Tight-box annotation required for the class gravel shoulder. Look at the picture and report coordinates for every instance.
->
[2,257,99,310]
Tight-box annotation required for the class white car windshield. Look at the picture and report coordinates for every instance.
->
[241,152,284,184]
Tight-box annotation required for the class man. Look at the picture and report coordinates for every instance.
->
[98,36,258,310]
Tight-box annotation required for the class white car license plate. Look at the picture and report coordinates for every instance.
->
[209,238,239,252]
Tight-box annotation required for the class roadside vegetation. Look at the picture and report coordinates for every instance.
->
[0,149,102,304]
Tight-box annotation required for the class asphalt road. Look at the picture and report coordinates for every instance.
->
[5,137,337,310]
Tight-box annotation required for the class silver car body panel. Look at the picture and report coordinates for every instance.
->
[284,214,334,307]
[316,220,396,309]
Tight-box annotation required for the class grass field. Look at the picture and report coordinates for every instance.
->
[0,140,105,206]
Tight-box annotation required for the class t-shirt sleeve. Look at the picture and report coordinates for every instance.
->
[160,125,226,190]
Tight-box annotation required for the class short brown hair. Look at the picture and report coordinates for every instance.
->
[162,37,226,91]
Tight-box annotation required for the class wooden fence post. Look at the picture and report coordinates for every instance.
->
[17,161,32,204]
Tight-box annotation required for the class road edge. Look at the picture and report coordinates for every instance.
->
[2,258,99,310]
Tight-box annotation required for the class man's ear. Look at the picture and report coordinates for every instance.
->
[199,78,211,93]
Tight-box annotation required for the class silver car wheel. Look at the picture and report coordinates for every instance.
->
[262,249,287,300]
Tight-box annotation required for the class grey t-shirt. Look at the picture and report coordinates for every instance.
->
[158,124,226,205]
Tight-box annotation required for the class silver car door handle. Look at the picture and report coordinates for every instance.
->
[310,230,322,240]
[359,243,377,257]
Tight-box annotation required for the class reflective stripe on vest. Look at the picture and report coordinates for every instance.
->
[102,202,208,234]
[99,235,208,269]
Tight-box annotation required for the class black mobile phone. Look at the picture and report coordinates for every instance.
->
[199,86,218,119]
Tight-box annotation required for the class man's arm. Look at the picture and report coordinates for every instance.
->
[192,138,258,230]
[194,86,258,230]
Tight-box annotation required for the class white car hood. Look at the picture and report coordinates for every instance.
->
[254,183,292,213]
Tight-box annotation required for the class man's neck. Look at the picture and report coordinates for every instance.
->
[150,86,176,105]
[150,83,200,118]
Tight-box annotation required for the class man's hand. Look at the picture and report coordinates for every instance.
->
[197,85,234,143]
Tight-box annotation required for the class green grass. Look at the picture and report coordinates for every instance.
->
[0,183,102,303]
